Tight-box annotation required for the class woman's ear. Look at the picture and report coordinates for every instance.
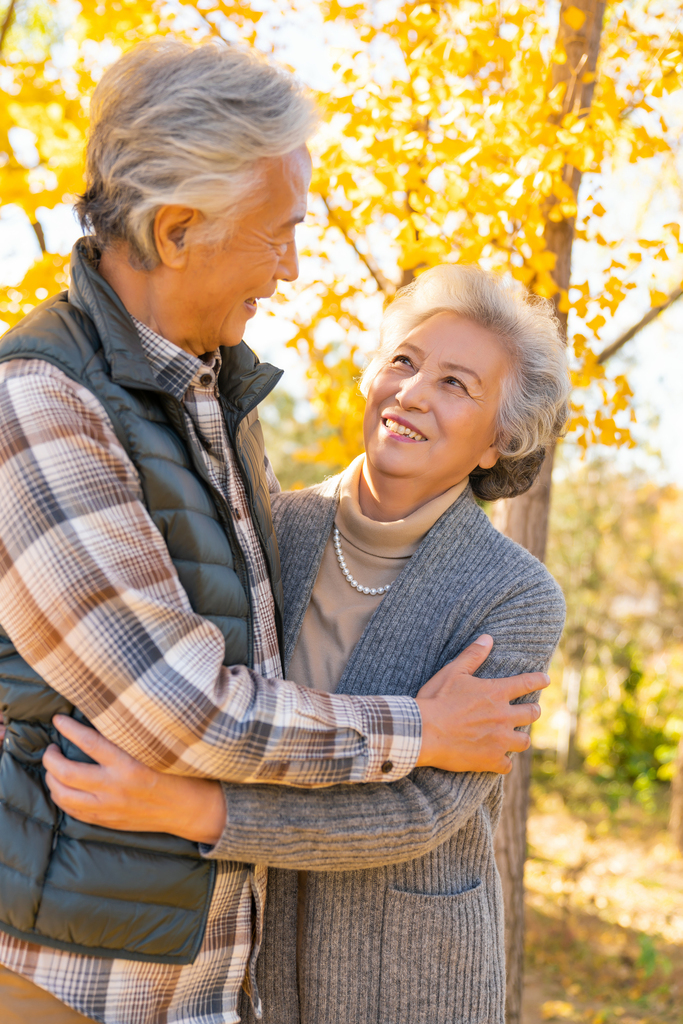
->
[478,443,499,470]
[154,205,204,270]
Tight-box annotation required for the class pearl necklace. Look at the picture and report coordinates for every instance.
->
[333,526,392,597]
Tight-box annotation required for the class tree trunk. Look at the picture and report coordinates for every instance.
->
[670,738,683,855]
[545,0,607,332]
[494,746,533,1023]
[491,4,608,1020]
[491,451,555,1024]
[556,665,581,772]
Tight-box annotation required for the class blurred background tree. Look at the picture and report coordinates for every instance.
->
[1,0,683,1019]
[541,457,683,808]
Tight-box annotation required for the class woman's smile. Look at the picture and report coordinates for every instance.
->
[381,415,428,442]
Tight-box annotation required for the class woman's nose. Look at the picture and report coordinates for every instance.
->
[396,373,430,410]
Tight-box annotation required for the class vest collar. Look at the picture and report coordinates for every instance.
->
[68,238,282,411]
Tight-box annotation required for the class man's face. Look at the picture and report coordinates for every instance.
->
[177,145,311,352]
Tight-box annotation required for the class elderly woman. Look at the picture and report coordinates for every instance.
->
[45,264,569,1024]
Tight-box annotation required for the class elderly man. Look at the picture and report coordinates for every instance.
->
[0,39,545,1024]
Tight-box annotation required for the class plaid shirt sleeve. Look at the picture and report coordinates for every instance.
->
[0,361,421,785]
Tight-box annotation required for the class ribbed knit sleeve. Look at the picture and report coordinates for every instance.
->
[208,569,565,870]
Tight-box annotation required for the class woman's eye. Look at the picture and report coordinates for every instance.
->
[391,355,413,368]
[446,377,468,393]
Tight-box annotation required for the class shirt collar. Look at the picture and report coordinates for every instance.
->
[336,454,470,558]
[131,316,222,401]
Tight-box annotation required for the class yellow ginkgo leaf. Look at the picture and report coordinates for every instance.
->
[562,5,587,31]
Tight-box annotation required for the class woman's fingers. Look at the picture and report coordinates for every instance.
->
[43,742,105,792]
[45,765,101,818]
[52,714,125,768]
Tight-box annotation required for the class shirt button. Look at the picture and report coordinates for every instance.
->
[381,760,394,774]
[232,507,242,520]
[199,373,213,387]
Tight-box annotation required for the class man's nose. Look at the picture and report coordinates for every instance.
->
[276,240,299,283]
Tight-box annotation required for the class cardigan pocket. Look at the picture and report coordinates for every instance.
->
[377,881,492,1024]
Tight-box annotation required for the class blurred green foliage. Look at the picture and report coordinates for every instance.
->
[259,390,339,491]
[543,453,683,808]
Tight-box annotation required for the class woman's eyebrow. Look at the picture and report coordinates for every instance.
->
[440,361,483,386]
[397,343,484,387]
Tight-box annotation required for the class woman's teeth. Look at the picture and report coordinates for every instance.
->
[245,298,257,307]
[383,417,426,441]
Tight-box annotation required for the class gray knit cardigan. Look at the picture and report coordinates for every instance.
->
[208,477,565,1024]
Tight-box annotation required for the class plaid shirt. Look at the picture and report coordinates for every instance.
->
[0,321,421,1024]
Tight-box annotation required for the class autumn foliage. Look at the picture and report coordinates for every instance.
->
[0,0,682,470]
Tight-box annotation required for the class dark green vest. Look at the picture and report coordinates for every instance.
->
[0,241,283,964]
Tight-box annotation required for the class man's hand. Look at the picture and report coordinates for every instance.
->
[42,716,227,846]
[415,635,549,774]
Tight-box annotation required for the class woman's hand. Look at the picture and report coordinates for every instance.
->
[43,715,227,847]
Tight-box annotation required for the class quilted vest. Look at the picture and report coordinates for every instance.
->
[0,240,284,964]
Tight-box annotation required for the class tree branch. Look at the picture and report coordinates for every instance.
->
[319,195,394,295]
[0,0,18,54]
[596,286,683,364]
[31,220,46,252]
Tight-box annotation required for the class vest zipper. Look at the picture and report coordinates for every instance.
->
[223,398,285,674]
[52,808,64,850]
[164,395,255,668]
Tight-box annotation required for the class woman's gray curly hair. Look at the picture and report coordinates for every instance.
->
[360,264,571,502]
[75,39,317,268]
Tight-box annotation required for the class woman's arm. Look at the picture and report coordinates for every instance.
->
[44,575,562,867]
[43,715,495,867]
[204,571,565,870]
[211,767,498,870]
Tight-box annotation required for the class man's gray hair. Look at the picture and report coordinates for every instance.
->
[76,39,317,268]
[360,264,571,501]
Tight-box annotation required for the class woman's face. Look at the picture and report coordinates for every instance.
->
[363,311,510,499]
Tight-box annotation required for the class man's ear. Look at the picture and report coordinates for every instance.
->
[478,443,499,470]
[154,206,204,269]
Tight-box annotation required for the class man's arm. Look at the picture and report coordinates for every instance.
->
[0,363,418,785]
[40,628,553,850]
[205,582,564,869]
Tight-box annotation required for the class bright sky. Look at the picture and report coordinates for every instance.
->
[1,0,682,485]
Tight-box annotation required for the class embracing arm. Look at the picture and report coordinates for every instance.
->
[208,767,496,871]
[0,365,417,786]
[206,572,565,870]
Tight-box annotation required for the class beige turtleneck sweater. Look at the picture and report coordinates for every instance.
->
[288,454,469,694]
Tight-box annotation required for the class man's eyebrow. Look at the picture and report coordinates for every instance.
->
[400,342,483,386]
